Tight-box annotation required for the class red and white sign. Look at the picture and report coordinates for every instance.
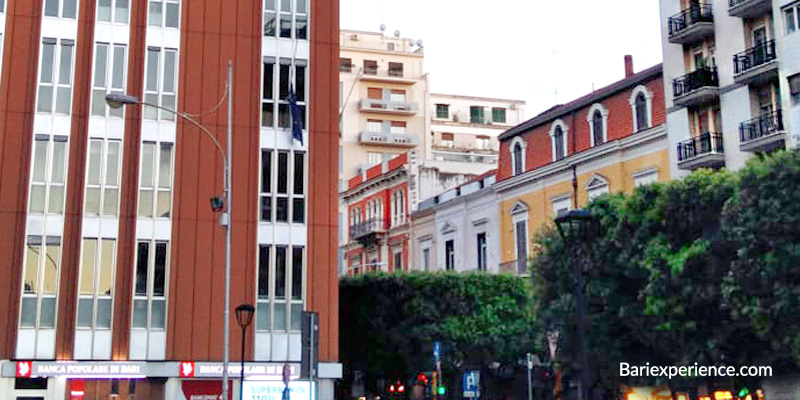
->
[181,380,233,400]
[180,362,196,378]
[70,379,86,400]
[16,361,32,378]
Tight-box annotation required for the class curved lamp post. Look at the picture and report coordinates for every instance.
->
[554,209,598,400]
[236,304,255,400]
[106,61,234,400]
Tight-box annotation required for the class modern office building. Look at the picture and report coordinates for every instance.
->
[0,0,341,399]
[659,0,800,177]
[495,59,670,275]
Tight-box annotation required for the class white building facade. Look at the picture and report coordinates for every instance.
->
[659,0,800,177]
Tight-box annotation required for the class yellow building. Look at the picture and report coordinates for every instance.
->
[495,60,671,272]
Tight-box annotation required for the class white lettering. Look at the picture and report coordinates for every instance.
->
[620,362,629,376]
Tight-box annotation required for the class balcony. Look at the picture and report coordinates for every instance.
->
[668,3,715,44]
[349,219,386,242]
[431,149,498,165]
[739,110,786,152]
[729,0,771,18]
[358,99,419,115]
[500,259,530,276]
[677,133,725,170]
[359,131,419,148]
[359,69,417,85]
[673,68,719,108]
[733,40,778,85]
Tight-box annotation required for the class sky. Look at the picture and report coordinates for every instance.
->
[340,0,665,118]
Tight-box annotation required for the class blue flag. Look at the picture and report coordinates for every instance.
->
[289,84,303,145]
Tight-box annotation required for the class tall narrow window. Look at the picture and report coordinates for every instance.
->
[132,241,168,329]
[279,0,291,38]
[635,93,648,131]
[260,150,273,221]
[422,248,430,271]
[592,110,604,146]
[92,43,127,117]
[97,0,130,23]
[261,58,275,127]
[393,251,403,271]
[77,238,115,330]
[21,236,62,329]
[85,139,121,216]
[262,150,304,223]
[445,240,455,271]
[553,126,565,160]
[143,47,178,121]
[515,221,528,272]
[513,143,523,175]
[148,0,179,28]
[275,60,306,130]
[477,233,487,271]
[256,245,271,330]
[138,142,173,218]
[44,0,77,19]
[29,135,68,215]
[258,245,305,331]
[37,38,75,114]
[295,0,307,39]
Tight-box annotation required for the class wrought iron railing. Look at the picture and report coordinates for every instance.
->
[739,110,784,143]
[733,40,777,75]
[673,68,719,98]
[669,3,714,36]
[349,219,385,239]
[677,133,724,162]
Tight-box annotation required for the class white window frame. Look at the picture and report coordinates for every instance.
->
[392,247,403,271]
[138,141,174,219]
[259,149,306,224]
[97,0,130,24]
[132,240,169,331]
[43,0,78,19]
[77,238,116,332]
[551,195,572,217]
[143,47,178,121]
[476,136,490,150]
[629,85,654,132]
[20,235,62,329]
[255,244,305,332]
[476,232,487,272]
[585,174,610,201]
[84,138,122,217]
[509,136,527,176]
[633,168,660,187]
[586,103,609,147]
[91,43,128,118]
[37,38,75,115]
[549,119,569,162]
[511,203,529,268]
[262,59,307,130]
[148,0,180,29]
[28,135,69,215]
[391,190,405,226]
[784,3,799,35]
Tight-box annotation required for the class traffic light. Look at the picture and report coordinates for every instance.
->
[437,386,446,396]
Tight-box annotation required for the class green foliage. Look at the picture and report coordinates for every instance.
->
[340,272,536,386]
[532,150,800,390]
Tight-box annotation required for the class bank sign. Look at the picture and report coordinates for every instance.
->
[241,381,314,400]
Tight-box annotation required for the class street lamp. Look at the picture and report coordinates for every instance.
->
[106,61,234,400]
[554,209,598,400]
[236,304,255,400]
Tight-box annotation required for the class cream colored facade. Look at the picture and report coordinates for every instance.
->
[428,94,526,176]
[339,30,429,179]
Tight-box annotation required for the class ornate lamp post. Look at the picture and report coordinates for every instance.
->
[235,304,255,400]
[555,209,598,400]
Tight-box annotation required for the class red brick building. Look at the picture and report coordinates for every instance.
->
[0,0,340,398]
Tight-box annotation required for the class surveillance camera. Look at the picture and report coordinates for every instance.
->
[210,197,225,212]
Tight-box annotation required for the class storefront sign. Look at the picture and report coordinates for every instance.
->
[2,361,299,379]
[181,380,233,400]
[11,361,147,378]
[191,362,300,380]
[241,381,313,400]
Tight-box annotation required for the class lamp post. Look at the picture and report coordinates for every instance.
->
[554,209,597,400]
[106,61,234,400]
[236,304,255,400]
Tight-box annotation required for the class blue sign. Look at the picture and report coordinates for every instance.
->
[433,341,441,362]
[462,370,480,398]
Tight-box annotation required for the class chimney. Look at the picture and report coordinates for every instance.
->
[624,55,634,77]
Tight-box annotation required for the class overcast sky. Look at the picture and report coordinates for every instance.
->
[340,0,665,118]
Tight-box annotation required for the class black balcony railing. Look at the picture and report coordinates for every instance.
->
[669,3,714,36]
[678,133,724,161]
[733,40,777,75]
[349,218,385,239]
[673,68,719,98]
[740,110,784,143]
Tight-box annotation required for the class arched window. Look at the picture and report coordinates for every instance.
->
[508,137,527,176]
[635,93,647,131]
[629,85,653,132]
[554,126,565,160]
[592,110,604,145]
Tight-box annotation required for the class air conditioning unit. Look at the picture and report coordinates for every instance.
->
[395,105,408,111]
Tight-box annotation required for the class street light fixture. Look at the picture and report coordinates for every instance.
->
[236,304,255,400]
[554,209,598,400]
[105,61,234,400]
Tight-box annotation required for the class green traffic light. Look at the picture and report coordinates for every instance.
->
[438,386,446,395]
[739,389,750,397]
